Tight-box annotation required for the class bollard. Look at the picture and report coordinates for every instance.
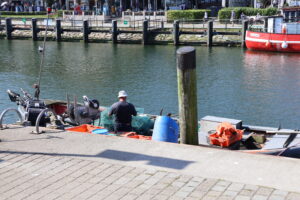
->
[177,46,198,145]
[5,18,12,40]
[83,20,89,43]
[173,20,179,46]
[242,20,248,49]
[32,18,38,41]
[161,21,164,29]
[142,20,148,45]
[112,20,118,44]
[207,21,213,47]
[56,19,62,42]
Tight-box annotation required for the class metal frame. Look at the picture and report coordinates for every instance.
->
[0,108,23,129]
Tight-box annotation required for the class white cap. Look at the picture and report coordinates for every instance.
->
[118,90,128,98]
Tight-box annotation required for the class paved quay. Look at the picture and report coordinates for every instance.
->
[0,125,300,200]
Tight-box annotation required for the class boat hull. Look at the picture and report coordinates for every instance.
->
[246,31,300,52]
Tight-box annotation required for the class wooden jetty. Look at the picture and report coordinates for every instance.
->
[0,17,248,46]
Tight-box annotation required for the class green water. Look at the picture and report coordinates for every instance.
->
[1,40,300,129]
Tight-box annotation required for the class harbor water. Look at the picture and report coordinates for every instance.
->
[1,40,300,129]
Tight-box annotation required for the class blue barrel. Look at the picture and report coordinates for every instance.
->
[152,116,179,143]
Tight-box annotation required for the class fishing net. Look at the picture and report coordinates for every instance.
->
[93,107,154,135]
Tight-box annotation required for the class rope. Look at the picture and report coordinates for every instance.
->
[36,12,50,99]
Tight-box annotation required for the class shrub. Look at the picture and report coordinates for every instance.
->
[57,10,64,17]
[167,9,211,21]
[0,11,47,15]
[218,7,278,20]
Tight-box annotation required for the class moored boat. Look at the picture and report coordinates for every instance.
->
[198,116,300,158]
[246,16,300,52]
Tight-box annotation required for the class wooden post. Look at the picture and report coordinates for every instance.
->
[112,20,118,44]
[83,20,89,43]
[32,18,38,41]
[5,18,12,40]
[142,20,148,45]
[207,20,213,47]
[242,20,248,48]
[177,46,198,145]
[56,19,62,42]
[173,20,179,46]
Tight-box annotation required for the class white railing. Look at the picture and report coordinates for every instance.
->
[62,11,106,21]
[122,11,166,21]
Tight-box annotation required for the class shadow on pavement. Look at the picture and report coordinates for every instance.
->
[96,149,194,169]
[0,149,194,170]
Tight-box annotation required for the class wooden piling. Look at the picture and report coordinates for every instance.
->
[112,20,118,44]
[161,21,164,29]
[83,20,89,43]
[142,20,148,45]
[5,18,12,40]
[207,21,213,47]
[56,19,62,42]
[242,20,248,48]
[177,46,198,145]
[173,20,179,46]
[31,18,38,41]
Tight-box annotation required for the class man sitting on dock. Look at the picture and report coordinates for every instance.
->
[108,90,137,133]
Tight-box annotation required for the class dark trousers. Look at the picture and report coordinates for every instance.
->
[114,123,132,133]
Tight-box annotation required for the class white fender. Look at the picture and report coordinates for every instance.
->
[281,42,288,49]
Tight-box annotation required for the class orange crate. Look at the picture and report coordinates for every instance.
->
[209,131,242,147]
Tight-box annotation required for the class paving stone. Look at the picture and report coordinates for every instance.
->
[174,190,190,198]
[255,187,273,196]
[223,190,238,197]
[185,197,200,200]
[252,195,268,200]
[160,187,177,196]
[206,190,222,198]
[218,196,234,200]
[216,180,231,187]
[189,190,206,198]
[1,150,299,200]
[268,194,285,200]
[234,195,251,200]
[227,183,245,192]
[239,189,256,196]
[287,192,300,200]
[167,172,181,178]
[152,194,169,200]
[272,190,289,197]
[172,181,186,188]
[212,185,227,192]
[136,193,153,200]
[243,185,259,191]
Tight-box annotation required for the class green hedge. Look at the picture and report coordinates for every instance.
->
[0,11,47,15]
[57,10,64,17]
[167,9,211,21]
[218,7,278,20]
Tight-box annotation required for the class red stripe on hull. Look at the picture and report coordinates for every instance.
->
[246,31,300,52]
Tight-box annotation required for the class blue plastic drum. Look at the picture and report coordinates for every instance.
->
[152,116,179,143]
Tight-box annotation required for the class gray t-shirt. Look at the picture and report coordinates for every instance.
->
[108,101,137,124]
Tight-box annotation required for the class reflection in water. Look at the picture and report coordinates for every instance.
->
[1,40,300,129]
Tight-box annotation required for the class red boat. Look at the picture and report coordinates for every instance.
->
[246,16,300,52]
